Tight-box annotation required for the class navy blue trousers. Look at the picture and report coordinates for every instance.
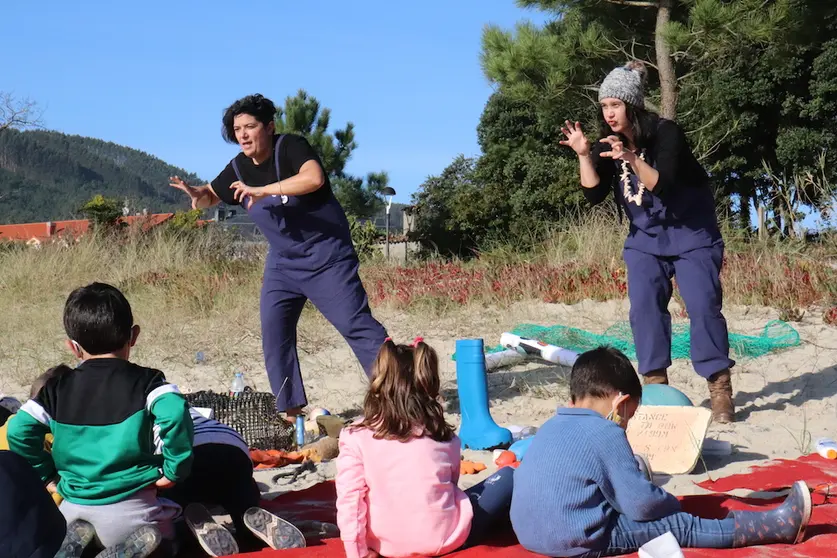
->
[624,244,734,378]
[462,466,515,549]
[260,256,388,411]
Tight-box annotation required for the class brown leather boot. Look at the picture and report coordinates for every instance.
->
[642,369,669,385]
[707,369,735,423]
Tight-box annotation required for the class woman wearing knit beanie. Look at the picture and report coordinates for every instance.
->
[560,60,735,423]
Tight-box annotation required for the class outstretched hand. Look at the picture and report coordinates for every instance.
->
[169,176,203,210]
[559,120,591,156]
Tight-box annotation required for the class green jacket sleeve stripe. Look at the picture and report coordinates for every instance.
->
[149,392,194,482]
[6,403,57,482]
[146,383,181,410]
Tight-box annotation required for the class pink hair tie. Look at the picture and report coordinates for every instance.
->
[411,336,424,347]
[384,337,392,343]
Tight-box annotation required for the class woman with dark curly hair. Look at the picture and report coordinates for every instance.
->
[170,94,388,416]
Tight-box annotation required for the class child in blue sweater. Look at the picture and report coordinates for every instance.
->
[511,347,812,557]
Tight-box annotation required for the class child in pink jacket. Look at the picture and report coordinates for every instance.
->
[336,337,514,558]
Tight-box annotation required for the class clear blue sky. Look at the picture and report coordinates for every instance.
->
[2,0,549,205]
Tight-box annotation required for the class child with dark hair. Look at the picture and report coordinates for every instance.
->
[7,282,194,558]
[336,338,514,558]
[511,346,812,557]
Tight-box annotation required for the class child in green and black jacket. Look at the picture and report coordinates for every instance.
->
[7,282,194,557]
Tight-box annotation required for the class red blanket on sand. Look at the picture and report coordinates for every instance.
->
[232,455,837,557]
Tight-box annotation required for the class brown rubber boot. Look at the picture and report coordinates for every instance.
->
[642,369,669,385]
[707,369,735,423]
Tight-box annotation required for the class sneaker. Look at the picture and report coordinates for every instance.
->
[185,503,239,557]
[55,520,96,558]
[94,525,162,558]
[243,507,306,550]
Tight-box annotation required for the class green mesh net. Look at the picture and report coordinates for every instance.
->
[453,320,800,362]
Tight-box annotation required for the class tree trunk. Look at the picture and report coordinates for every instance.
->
[655,0,677,119]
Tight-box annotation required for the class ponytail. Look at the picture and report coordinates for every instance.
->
[353,337,454,443]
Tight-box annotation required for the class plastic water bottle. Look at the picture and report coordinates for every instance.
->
[816,438,837,459]
[295,415,306,448]
[230,373,245,397]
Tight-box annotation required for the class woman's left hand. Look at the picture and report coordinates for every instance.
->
[231,181,268,207]
[599,136,637,164]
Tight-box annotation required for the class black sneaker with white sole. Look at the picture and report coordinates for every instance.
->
[243,507,306,550]
[55,520,96,558]
[185,503,240,557]
[94,525,163,558]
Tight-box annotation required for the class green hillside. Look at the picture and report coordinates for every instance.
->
[0,129,202,223]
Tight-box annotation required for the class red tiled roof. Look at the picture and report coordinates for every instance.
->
[0,213,192,242]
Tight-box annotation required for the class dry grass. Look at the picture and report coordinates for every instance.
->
[0,228,267,388]
[1,214,836,393]
[365,213,837,315]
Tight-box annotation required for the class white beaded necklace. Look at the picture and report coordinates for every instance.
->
[621,151,645,206]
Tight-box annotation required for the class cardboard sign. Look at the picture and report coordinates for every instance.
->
[626,406,712,475]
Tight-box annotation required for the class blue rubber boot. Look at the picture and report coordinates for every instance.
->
[456,339,513,450]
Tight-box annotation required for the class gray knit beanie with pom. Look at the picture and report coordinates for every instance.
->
[598,60,648,107]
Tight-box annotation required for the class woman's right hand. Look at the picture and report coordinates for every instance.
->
[559,120,591,157]
[169,175,204,209]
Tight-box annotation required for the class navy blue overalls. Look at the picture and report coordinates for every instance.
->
[616,157,735,378]
[231,136,388,411]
